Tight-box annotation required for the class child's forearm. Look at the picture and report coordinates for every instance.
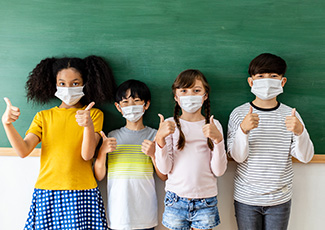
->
[293,129,314,163]
[155,142,173,175]
[228,127,249,163]
[81,124,99,161]
[94,148,107,181]
[151,156,168,181]
[210,140,228,177]
[3,124,39,158]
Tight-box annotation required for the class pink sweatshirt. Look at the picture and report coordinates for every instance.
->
[155,118,227,198]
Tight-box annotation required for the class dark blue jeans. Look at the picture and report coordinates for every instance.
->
[234,200,291,230]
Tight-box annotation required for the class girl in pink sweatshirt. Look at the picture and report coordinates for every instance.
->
[155,69,227,230]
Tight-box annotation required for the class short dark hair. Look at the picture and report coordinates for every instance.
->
[248,53,287,76]
[115,79,151,104]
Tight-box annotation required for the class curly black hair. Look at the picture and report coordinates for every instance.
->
[26,55,116,105]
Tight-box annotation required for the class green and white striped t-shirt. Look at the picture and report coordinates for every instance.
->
[106,126,157,230]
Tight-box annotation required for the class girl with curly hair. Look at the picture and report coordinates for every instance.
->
[2,56,116,230]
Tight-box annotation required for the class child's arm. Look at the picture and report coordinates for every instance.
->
[2,98,40,158]
[94,131,117,181]
[203,117,228,177]
[142,139,168,181]
[154,114,176,175]
[286,108,314,163]
[76,102,101,161]
[227,107,257,163]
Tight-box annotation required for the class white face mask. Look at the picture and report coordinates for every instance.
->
[251,78,283,100]
[55,86,85,106]
[178,95,204,113]
[120,104,145,123]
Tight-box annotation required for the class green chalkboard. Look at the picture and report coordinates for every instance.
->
[0,0,324,154]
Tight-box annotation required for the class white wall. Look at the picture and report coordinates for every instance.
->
[0,156,324,230]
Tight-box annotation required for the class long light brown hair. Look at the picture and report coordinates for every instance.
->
[172,69,214,151]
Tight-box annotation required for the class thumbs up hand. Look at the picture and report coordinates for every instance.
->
[75,102,95,127]
[2,97,21,125]
[202,115,223,143]
[142,139,156,158]
[155,114,176,147]
[240,106,259,134]
[99,131,117,153]
[157,114,176,138]
[285,108,303,136]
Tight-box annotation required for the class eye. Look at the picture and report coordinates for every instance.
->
[271,74,278,78]
[58,82,65,86]
[72,82,80,86]
[180,89,186,93]
[194,89,201,93]
[134,98,141,102]
[257,75,264,78]
[122,100,128,104]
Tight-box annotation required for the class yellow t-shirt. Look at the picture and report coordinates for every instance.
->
[26,106,103,190]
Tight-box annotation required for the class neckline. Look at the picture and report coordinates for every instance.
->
[250,101,280,111]
[54,105,86,110]
[179,118,206,123]
[122,126,148,133]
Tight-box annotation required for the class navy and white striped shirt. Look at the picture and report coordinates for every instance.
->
[227,102,314,206]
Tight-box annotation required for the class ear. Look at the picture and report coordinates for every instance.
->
[174,95,180,105]
[144,101,150,110]
[203,93,208,102]
[247,77,254,87]
[115,102,123,114]
[281,77,287,87]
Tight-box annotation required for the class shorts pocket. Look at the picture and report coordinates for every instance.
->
[164,191,178,207]
[202,196,218,207]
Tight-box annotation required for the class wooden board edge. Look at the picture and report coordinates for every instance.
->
[0,148,41,157]
[0,147,324,163]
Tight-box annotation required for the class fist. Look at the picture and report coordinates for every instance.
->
[285,108,303,136]
[100,131,117,153]
[2,97,20,125]
[156,114,176,139]
[75,102,95,127]
[240,106,259,134]
[202,115,223,143]
[142,139,155,158]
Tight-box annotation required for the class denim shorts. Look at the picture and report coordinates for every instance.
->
[162,191,220,230]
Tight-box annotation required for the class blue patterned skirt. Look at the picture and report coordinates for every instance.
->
[24,187,108,230]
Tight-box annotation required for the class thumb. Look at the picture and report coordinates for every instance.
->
[158,114,164,123]
[209,115,214,124]
[85,102,95,111]
[100,131,107,140]
[4,97,12,108]
[248,106,253,114]
[291,108,296,117]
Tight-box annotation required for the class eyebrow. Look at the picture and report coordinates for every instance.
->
[57,78,81,81]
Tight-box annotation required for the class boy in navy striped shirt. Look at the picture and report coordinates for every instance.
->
[227,53,314,230]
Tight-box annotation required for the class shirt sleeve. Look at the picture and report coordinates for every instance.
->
[227,109,249,163]
[290,111,314,163]
[155,132,174,175]
[91,108,104,133]
[210,119,227,177]
[26,112,42,140]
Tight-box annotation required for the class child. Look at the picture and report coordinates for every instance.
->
[94,79,167,230]
[227,53,314,230]
[154,69,227,230]
[2,56,116,230]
